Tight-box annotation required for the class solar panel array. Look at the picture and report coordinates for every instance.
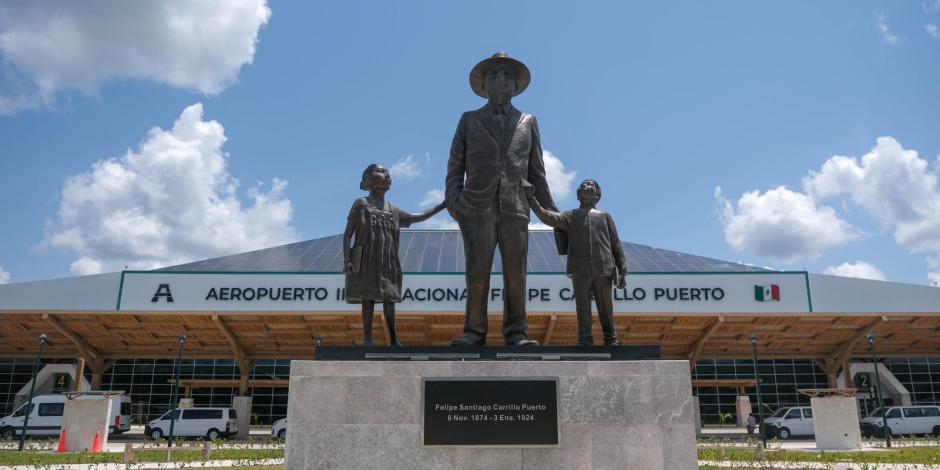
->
[157,230,770,273]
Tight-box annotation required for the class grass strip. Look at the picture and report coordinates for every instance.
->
[0,448,284,466]
[699,447,940,465]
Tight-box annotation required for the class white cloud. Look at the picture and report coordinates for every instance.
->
[419,188,445,208]
[0,266,9,284]
[0,0,271,115]
[719,137,940,283]
[926,24,940,39]
[925,0,940,14]
[716,185,858,263]
[543,150,578,202]
[928,256,940,286]
[44,103,297,274]
[389,154,428,182]
[876,15,902,45]
[528,222,553,230]
[824,261,887,281]
[804,137,940,253]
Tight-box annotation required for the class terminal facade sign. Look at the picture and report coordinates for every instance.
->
[117,271,812,313]
[422,377,559,447]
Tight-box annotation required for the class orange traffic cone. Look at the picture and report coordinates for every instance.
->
[91,429,102,453]
[56,428,67,453]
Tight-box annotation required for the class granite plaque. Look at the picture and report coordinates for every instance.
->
[422,377,559,447]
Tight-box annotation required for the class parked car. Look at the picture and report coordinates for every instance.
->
[762,406,814,439]
[0,394,131,439]
[271,417,287,440]
[146,407,237,441]
[860,405,940,437]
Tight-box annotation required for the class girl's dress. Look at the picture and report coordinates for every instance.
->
[344,197,415,303]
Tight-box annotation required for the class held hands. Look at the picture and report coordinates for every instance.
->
[345,262,354,274]
[616,269,627,289]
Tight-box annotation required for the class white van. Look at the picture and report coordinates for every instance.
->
[762,406,814,439]
[0,394,131,439]
[860,405,940,437]
[146,407,237,441]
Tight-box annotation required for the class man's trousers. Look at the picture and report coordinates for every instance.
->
[457,211,529,344]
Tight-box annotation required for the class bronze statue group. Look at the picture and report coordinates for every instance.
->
[343,53,626,348]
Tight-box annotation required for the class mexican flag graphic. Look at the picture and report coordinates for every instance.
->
[754,284,780,302]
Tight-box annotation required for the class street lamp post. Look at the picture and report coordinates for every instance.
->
[18,334,47,451]
[867,333,891,448]
[750,334,767,449]
[167,335,187,448]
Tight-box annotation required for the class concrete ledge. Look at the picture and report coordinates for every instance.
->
[285,360,697,470]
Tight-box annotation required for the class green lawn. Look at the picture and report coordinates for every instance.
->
[0,448,284,466]
[699,446,940,465]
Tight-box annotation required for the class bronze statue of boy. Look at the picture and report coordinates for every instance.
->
[525,179,627,346]
[343,164,445,346]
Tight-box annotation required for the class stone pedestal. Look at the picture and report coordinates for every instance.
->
[811,396,861,450]
[735,395,752,427]
[232,396,252,438]
[285,360,697,470]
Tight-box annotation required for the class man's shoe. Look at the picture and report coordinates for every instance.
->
[603,339,622,346]
[507,338,539,346]
[451,335,484,347]
[575,337,594,346]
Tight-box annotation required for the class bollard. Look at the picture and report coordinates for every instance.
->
[203,440,212,459]
[123,443,135,462]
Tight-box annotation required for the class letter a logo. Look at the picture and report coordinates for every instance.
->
[152,284,174,303]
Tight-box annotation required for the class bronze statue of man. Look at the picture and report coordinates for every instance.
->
[446,52,559,346]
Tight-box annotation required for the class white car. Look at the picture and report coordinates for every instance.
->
[146,407,237,441]
[0,394,131,439]
[860,405,940,437]
[762,406,814,439]
[271,417,287,440]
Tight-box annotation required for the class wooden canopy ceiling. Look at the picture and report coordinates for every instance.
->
[1,311,938,365]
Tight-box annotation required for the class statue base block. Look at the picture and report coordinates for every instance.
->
[314,345,661,361]
[285,359,697,469]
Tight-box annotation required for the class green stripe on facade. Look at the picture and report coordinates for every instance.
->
[116,271,126,310]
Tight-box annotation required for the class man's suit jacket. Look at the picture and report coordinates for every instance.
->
[446,103,558,220]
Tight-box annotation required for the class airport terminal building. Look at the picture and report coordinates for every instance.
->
[1,230,939,426]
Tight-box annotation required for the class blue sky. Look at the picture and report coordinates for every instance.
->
[1,1,939,285]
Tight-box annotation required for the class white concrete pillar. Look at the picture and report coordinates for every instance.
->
[232,396,252,439]
[735,395,752,427]
[179,398,195,408]
[811,396,862,450]
[62,398,111,452]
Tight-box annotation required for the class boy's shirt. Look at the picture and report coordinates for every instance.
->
[531,205,627,278]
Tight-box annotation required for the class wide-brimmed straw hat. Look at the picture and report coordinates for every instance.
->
[469,52,531,99]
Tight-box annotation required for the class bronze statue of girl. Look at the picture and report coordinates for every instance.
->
[343,164,445,346]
